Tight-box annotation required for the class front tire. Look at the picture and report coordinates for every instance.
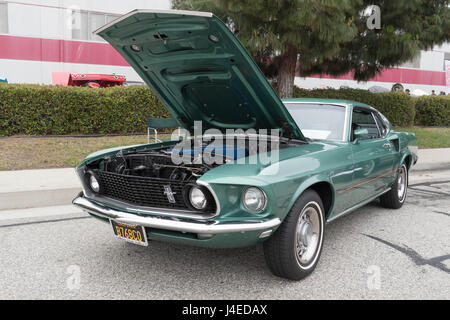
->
[263,190,325,280]
[380,163,408,209]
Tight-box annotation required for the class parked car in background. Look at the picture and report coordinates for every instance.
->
[52,72,126,88]
[72,9,418,280]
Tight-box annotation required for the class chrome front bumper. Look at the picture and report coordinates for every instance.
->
[73,196,281,235]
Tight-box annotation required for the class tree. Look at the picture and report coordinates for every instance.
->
[172,0,450,98]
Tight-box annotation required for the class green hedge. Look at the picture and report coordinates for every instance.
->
[293,88,416,127]
[0,84,169,136]
[0,84,447,136]
[415,95,450,126]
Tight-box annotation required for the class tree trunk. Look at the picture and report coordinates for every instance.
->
[276,45,298,99]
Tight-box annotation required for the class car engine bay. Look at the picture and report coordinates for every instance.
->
[81,135,301,213]
[88,135,296,181]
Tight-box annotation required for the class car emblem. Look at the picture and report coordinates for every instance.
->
[163,185,177,203]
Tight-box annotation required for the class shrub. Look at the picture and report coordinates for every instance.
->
[1,84,446,136]
[415,96,450,126]
[0,84,169,136]
[293,88,416,127]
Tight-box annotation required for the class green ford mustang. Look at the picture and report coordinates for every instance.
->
[72,10,418,280]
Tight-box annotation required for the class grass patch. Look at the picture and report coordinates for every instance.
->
[0,128,448,171]
[0,135,169,171]
[396,127,450,149]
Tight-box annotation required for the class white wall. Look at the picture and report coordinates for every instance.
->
[1,0,172,84]
[6,0,171,14]
[420,50,445,72]
[434,42,450,53]
[75,0,171,14]
[6,0,171,39]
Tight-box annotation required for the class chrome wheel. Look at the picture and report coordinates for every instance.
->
[397,165,407,203]
[295,202,322,268]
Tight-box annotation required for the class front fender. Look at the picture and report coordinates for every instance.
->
[283,174,336,221]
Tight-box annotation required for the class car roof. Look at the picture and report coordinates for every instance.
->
[282,98,373,110]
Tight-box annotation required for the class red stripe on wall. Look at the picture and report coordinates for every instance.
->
[299,68,446,86]
[0,35,447,86]
[0,35,129,66]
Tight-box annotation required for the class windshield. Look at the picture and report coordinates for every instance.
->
[284,103,346,141]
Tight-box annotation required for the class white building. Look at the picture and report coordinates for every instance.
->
[0,0,172,84]
[295,43,450,94]
[0,0,448,94]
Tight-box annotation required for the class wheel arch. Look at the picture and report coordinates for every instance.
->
[400,152,413,171]
[308,182,334,219]
[285,176,336,221]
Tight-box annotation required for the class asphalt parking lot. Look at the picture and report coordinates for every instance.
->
[0,171,449,300]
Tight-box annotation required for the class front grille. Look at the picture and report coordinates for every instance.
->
[96,171,216,214]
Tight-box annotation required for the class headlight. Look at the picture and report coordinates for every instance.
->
[90,175,100,193]
[86,171,101,193]
[243,187,267,213]
[189,186,207,210]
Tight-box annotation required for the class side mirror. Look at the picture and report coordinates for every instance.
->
[353,128,369,144]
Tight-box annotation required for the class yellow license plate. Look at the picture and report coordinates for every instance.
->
[110,220,148,246]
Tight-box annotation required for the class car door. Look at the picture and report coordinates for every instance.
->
[349,107,397,205]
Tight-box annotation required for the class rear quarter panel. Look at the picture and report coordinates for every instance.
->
[392,129,419,170]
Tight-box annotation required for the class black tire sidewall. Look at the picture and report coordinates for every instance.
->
[265,189,325,279]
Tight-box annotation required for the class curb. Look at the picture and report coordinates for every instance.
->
[0,205,84,222]
[0,168,81,210]
[0,188,81,211]
[411,161,450,173]
[0,163,448,211]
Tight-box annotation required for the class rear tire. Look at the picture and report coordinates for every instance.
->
[380,163,408,209]
[263,189,325,280]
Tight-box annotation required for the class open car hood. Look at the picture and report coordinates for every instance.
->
[95,9,305,141]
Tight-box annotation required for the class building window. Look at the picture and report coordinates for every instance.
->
[0,2,8,34]
[89,13,106,41]
[401,54,421,69]
[71,10,120,42]
[71,11,89,40]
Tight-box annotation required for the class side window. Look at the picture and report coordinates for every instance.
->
[351,109,381,140]
[373,112,388,137]
[377,112,391,130]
